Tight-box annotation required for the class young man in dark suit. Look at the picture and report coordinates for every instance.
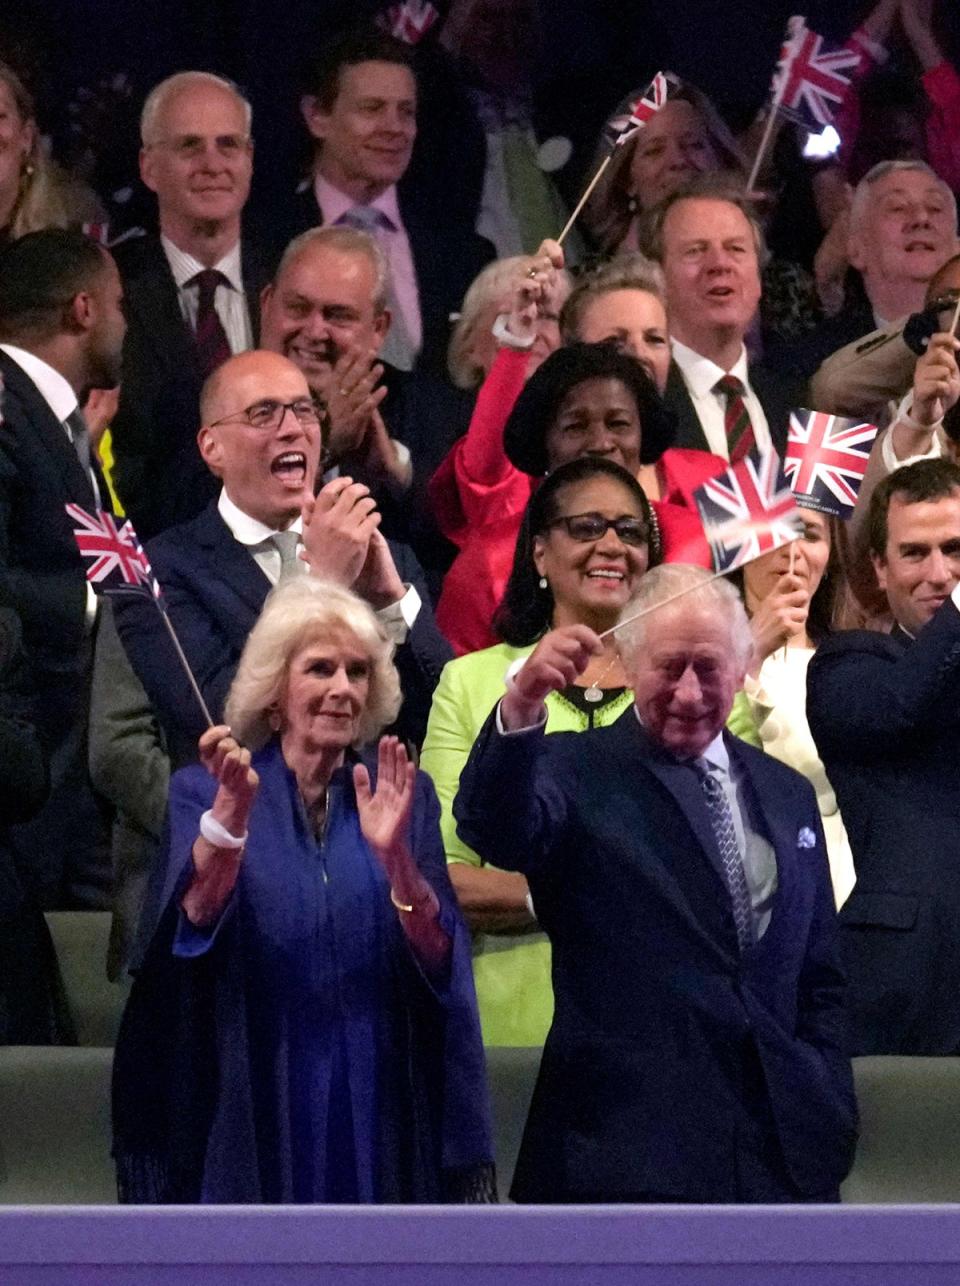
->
[111,71,267,541]
[286,28,492,376]
[456,564,856,1203]
[114,350,451,766]
[0,229,126,906]
[809,458,960,1056]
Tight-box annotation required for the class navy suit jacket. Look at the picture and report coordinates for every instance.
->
[110,234,270,541]
[114,502,452,766]
[0,349,111,902]
[663,359,802,460]
[808,601,960,1055]
[455,711,856,1202]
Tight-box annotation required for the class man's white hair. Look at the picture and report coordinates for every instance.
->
[849,159,957,236]
[614,563,754,671]
[140,71,252,146]
[274,226,389,316]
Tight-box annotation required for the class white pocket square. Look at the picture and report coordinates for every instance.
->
[797,827,817,849]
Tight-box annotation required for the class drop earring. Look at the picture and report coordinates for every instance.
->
[538,576,548,590]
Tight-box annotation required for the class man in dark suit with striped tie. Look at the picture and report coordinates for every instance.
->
[0,229,126,906]
[643,178,802,465]
[111,71,268,541]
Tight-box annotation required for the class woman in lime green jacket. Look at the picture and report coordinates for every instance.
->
[421,457,661,1045]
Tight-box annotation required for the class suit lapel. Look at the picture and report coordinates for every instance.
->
[192,504,272,617]
[664,361,711,453]
[126,250,199,379]
[0,353,97,507]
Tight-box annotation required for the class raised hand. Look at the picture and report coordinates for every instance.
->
[320,344,388,460]
[301,475,380,587]
[186,726,260,923]
[911,332,960,427]
[505,238,566,345]
[748,572,810,669]
[500,624,602,730]
[353,736,416,867]
[353,526,406,608]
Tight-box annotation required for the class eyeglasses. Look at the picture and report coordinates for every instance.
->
[209,397,323,432]
[546,512,649,547]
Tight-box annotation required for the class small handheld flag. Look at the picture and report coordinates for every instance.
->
[376,0,439,44]
[772,16,863,132]
[784,409,878,518]
[67,504,213,727]
[604,72,677,149]
[694,448,803,574]
[557,70,677,246]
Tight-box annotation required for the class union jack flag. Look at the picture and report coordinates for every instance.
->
[771,16,863,131]
[376,0,439,44]
[66,505,160,599]
[694,448,802,574]
[605,72,677,149]
[784,409,878,518]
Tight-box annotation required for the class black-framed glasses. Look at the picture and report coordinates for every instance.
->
[209,397,323,432]
[546,512,649,547]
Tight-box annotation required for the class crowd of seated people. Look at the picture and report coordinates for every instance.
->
[3,0,960,1207]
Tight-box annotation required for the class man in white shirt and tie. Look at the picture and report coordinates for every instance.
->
[111,71,268,540]
[113,350,451,767]
[0,228,127,907]
[643,178,802,465]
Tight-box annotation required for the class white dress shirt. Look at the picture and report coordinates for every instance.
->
[217,488,421,642]
[313,174,423,356]
[670,339,772,461]
[0,343,99,623]
[160,236,253,355]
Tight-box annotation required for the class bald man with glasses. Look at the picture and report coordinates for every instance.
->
[114,350,450,765]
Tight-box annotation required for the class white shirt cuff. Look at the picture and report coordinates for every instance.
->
[375,583,421,643]
[951,582,960,613]
[494,696,548,736]
[883,393,944,471]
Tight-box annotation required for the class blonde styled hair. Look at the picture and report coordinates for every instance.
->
[225,579,402,750]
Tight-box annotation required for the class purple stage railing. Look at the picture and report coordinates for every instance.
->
[2,1205,960,1284]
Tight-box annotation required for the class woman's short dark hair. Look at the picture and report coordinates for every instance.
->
[502,341,675,476]
[493,456,662,647]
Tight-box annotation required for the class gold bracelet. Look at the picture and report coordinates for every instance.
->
[390,887,415,913]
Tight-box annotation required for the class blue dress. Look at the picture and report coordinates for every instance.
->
[112,740,493,1203]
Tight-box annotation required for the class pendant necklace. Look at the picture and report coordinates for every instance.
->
[583,655,620,704]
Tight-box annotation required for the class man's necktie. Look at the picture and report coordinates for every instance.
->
[190,268,232,379]
[334,206,415,371]
[64,408,101,506]
[714,373,756,465]
[694,758,754,953]
[272,529,305,581]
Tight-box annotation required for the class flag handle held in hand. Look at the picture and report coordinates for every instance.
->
[557,153,613,246]
[747,73,788,196]
[951,294,960,337]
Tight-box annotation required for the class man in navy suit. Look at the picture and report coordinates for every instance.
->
[0,229,126,906]
[643,179,802,462]
[114,349,451,766]
[808,457,960,1056]
[285,28,492,375]
[456,564,856,1203]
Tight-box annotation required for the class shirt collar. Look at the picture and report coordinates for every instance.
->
[632,706,730,774]
[313,172,401,230]
[217,487,302,546]
[0,343,78,422]
[160,235,244,293]
[671,338,750,400]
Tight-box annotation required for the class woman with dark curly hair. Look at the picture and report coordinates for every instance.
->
[435,340,707,654]
[422,457,660,1043]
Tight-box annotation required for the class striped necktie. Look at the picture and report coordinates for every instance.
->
[190,268,232,379]
[714,373,756,465]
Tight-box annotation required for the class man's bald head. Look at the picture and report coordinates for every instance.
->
[199,350,310,424]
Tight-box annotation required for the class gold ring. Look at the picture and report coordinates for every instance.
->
[526,267,539,279]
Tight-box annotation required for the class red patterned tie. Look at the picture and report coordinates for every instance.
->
[190,269,232,379]
[715,373,756,464]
